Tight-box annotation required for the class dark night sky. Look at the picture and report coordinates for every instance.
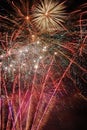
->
[0,0,87,11]
[43,95,87,130]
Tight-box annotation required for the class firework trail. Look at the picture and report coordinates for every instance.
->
[0,0,87,130]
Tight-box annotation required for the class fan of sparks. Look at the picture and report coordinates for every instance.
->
[31,0,66,33]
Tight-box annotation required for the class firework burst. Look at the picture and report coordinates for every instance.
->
[31,0,66,33]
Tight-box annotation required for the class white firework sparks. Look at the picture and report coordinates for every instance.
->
[31,0,66,33]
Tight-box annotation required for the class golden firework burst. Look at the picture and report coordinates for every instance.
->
[31,0,66,33]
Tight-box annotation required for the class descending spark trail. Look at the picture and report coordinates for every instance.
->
[0,0,87,130]
[35,57,75,130]
[30,57,54,130]
[12,89,29,129]
[25,65,39,130]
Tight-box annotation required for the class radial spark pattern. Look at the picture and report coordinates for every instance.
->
[31,0,66,33]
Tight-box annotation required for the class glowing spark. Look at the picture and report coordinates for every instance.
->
[37,40,40,44]
[0,55,4,58]
[32,35,35,38]
[39,56,43,59]
[33,60,36,63]
[4,67,8,70]
[34,64,38,69]
[22,63,26,66]
[54,52,57,55]
[19,50,23,53]
[43,46,47,51]
[9,64,13,68]
[25,16,30,20]
[32,0,66,33]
